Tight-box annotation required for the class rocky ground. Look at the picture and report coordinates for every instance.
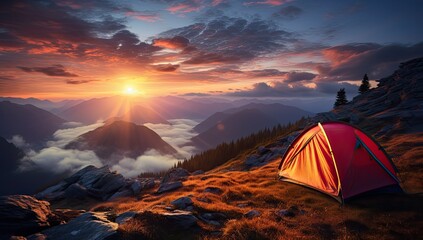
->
[1,58,422,239]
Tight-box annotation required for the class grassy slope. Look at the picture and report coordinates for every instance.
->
[91,130,423,239]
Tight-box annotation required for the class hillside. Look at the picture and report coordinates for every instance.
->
[0,101,65,144]
[191,103,312,150]
[65,121,177,160]
[1,58,422,239]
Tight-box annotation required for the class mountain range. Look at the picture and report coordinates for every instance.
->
[191,103,313,150]
[0,101,65,144]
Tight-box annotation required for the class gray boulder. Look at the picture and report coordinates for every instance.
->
[161,210,198,229]
[36,165,128,202]
[33,212,118,240]
[157,181,183,194]
[0,195,54,236]
[204,187,223,195]
[244,210,261,219]
[115,211,137,225]
[161,168,190,183]
[63,183,89,199]
[170,197,193,209]
[130,180,142,195]
[192,170,205,175]
[107,189,133,201]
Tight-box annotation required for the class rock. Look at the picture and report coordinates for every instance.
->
[237,203,248,208]
[26,233,46,240]
[157,181,183,194]
[192,170,205,175]
[185,206,194,211]
[0,195,54,236]
[161,168,190,183]
[257,146,270,155]
[141,178,155,189]
[130,180,142,195]
[275,206,305,218]
[161,210,198,229]
[197,197,212,203]
[9,236,27,240]
[107,189,133,201]
[91,173,126,198]
[78,166,110,188]
[35,212,118,240]
[170,197,193,210]
[35,182,68,200]
[36,166,129,202]
[244,210,260,219]
[53,209,86,222]
[115,211,137,225]
[201,212,227,221]
[63,183,89,199]
[204,187,223,195]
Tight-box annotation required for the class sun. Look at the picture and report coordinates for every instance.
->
[123,86,137,95]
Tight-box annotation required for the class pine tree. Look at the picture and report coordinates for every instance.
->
[358,73,370,94]
[334,88,348,107]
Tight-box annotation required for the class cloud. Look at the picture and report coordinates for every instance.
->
[19,122,105,174]
[144,119,198,158]
[182,92,211,96]
[126,11,160,22]
[47,122,104,148]
[284,71,316,83]
[167,1,203,13]
[183,52,241,64]
[152,64,180,72]
[66,79,98,84]
[111,150,179,177]
[319,42,423,80]
[158,17,295,65]
[244,0,293,6]
[0,0,162,63]
[17,64,79,77]
[226,80,358,98]
[17,119,197,177]
[110,119,199,177]
[273,5,303,20]
[0,75,15,81]
[22,147,103,174]
[153,36,190,49]
[8,135,29,149]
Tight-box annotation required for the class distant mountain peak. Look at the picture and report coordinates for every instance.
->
[66,120,177,161]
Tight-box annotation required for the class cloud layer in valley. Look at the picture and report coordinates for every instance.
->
[19,119,198,178]
[110,119,199,177]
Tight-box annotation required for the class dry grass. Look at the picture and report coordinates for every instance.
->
[88,132,423,239]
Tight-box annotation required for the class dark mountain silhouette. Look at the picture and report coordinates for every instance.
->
[191,103,313,150]
[59,96,218,124]
[66,121,177,160]
[0,136,24,172]
[0,101,65,144]
[147,96,234,119]
[119,105,169,124]
[59,96,134,123]
[0,97,82,112]
[0,137,63,196]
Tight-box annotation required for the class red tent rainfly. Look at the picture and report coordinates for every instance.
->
[277,122,401,202]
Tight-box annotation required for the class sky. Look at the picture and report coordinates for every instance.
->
[1,0,422,100]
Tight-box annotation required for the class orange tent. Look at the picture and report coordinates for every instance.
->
[278,122,401,202]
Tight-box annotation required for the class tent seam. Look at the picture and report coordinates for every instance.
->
[318,122,343,199]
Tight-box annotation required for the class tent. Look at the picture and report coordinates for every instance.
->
[277,122,401,202]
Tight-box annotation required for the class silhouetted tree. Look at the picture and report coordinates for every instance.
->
[334,88,348,107]
[359,73,370,94]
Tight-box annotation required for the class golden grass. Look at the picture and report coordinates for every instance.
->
[88,132,423,239]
